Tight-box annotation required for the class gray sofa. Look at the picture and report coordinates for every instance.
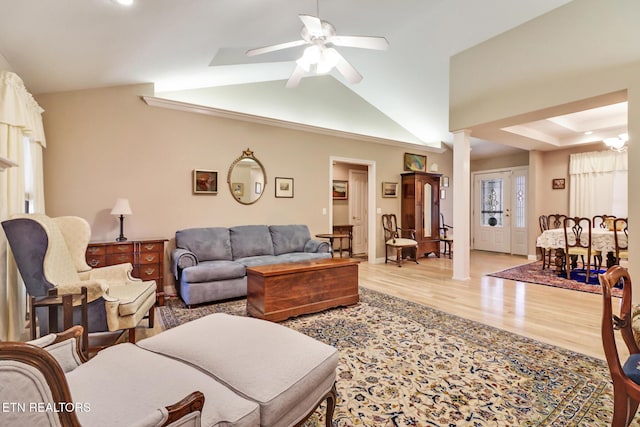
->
[172,224,331,306]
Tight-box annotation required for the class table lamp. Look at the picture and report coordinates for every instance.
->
[111,198,132,242]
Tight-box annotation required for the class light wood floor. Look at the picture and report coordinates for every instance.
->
[139,250,614,360]
[359,250,611,360]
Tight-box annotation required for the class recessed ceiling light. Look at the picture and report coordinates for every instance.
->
[114,0,133,6]
[584,131,593,135]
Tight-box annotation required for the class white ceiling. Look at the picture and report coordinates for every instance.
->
[2,0,617,159]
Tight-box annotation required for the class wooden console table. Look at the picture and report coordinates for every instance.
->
[86,239,167,306]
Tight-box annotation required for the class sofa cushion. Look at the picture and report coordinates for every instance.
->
[230,225,274,259]
[182,260,246,283]
[138,313,338,427]
[176,227,232,261]
[234,255,282,268]
[275,252,332,264]
[66,343,260,427]
[269,225,311,255]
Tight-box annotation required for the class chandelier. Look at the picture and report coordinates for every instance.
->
[603,133,628,152]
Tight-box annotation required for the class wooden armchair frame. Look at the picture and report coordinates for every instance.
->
[0,326,204,427]
[599,266,640,426]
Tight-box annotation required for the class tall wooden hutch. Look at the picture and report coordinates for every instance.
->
[401,172,441,258]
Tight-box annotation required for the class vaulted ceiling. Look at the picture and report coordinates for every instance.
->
[2,0,605,158]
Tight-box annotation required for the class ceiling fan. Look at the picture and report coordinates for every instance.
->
[246,12,389,88]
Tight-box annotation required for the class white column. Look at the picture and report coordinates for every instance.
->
[452,130,471,280]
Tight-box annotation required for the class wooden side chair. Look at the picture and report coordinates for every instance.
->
[439,212,453,259]
[538,214,551,269]
[593,214,615,229]
[614,217,629,265]
[599,265,640,426]
[563,216,601,283]
[382,214,419,267]
[547,213,567,229]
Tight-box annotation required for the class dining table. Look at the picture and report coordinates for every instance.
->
[536,227,628,273]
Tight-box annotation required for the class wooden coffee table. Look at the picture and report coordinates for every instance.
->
[246,258,360,322]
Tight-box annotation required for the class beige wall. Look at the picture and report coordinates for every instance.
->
[450,0,640,285]
[36,83,452,291]
[471,151,529,172]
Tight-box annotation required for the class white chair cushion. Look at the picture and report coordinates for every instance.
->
[386,238,417,247]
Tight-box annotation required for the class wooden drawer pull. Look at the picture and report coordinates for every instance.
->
[144,268,155,276]
[144,244,156,250]
[88,247,101,254]
[144,255,156,262]
[89,259,100,267]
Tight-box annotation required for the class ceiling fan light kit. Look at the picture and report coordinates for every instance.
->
[246,13,388,88]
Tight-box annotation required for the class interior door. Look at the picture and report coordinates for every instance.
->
[349,170,368,254]
[473,171,511,252]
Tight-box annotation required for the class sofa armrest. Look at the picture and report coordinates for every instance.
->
[304,239,331,253]
[172,248,199,279]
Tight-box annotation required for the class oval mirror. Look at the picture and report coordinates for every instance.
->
[227,148,266,205]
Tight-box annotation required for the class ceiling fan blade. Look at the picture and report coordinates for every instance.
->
[286,65,306,88]
[246,39,307,57]
[334,52,363,84]
[329,35,389,50]
[299,14,324,37]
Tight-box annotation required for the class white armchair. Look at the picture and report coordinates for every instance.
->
[0,326,204,427]
[1,214,156,344]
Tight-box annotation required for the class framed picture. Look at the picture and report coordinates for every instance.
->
[552,178,565,190]
[441,176,449,188]
[193,169,218,194]
[404,153,427,172]
[275,177,294,198]
[332,180,348,200]
[255,182,262,195]
[382,182,398,198]
[231,182,244,197]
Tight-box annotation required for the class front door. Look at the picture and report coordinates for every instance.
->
[473,171,511,252]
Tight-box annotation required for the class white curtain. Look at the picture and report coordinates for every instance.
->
[0,70,46,341]
[569,150,628,219]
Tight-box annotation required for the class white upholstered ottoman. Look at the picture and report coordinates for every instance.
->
[138,313,338,427]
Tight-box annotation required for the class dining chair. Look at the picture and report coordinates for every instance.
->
[439,212,453,259]
[614,217,629,265]
[599,265,640,427]
[547,213,567,229]
[538,215,551,269]
[593,214,615,229]
[563,216,601,283]
[382,214,419,267]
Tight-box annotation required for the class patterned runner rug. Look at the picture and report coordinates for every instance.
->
[158,288,617,426]
[487,260,621,297]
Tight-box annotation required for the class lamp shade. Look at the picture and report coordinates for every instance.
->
[110,198,132,216]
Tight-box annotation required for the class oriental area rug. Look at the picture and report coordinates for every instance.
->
[158,288,618,426]
[487,260,621,298]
